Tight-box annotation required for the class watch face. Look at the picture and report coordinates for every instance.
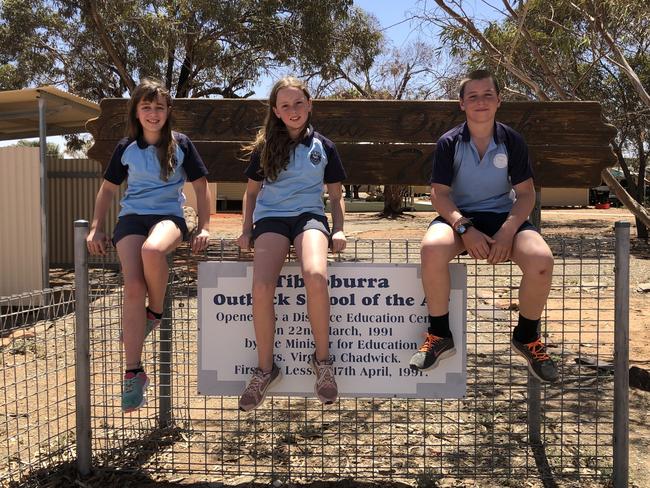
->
[457,224,467,235]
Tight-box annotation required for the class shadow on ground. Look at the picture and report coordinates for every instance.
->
[11,462,415,488]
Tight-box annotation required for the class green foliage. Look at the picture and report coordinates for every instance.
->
[0,0,380,100]
[14,139,62,157]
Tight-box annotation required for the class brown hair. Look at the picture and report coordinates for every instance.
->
[459,69,501,99]
[244,76,312,182]
[127,78,176,181]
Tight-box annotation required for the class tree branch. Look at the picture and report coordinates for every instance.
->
[501,0,574,99]
[432,0,551,100]
[602,168,650,230]
[84,1,135,92]
[578,0,650,107]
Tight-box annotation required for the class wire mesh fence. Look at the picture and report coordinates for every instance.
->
[0,233,625,486]
[0,287,78,486]
[76,236,619,485]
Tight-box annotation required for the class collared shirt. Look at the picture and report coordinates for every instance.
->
[104,132,208,218]
[245,126,346,222]
[430,122,533,213]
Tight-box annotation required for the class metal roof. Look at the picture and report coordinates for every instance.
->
[0,86,100,141]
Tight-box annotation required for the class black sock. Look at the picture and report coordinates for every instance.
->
[126,367,144,375]
[513,315,540,343]
[427,313,452,338]
[146,307,162,319]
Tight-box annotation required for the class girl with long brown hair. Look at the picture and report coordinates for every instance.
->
[236,76,347,411]
[87,78,212,412]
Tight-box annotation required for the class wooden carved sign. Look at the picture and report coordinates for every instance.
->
[87,99,617,188]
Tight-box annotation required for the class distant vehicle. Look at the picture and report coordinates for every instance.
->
[589,169,648,207]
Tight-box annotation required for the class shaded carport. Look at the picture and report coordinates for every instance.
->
[0,86,99,289]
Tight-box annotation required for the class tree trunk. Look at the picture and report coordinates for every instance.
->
[636,217,648,239]
[381,184,405,218]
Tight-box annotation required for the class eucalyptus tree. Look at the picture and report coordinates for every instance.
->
[1,0,380,99]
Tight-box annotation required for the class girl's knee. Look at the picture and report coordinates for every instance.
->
[141,243,166,262]
[302,270,327,292]
[252,279,276,299]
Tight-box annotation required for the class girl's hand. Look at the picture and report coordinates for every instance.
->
[331,230,347,253]
[191,229,210,254]
[237,232,253,250]
[86,228,109,256]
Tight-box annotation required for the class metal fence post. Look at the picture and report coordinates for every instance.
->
[527,190,543,445]
[74,220,92,475]
[531,187,542,229]
[158,255,173,427]
[613,221,630,488]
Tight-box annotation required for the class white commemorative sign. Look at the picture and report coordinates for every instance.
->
[198,262,466,398]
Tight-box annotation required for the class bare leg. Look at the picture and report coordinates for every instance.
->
[252,233,290,372]
[511,230,554,320]
[294,229,331,362]
[420,223,465,316]
[116,235,148,369]
[141,220,183,314]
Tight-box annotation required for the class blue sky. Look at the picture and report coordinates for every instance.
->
[355,0,424,48]
[251,0,433,98]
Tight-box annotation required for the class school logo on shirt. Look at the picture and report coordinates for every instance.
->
[493,153,508,169]
[309,150,322,165]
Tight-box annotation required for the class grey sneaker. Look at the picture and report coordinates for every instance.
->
[309,354,338,405]
[409,333,455,371]
[511,337,559,383]
[238,364,281,412]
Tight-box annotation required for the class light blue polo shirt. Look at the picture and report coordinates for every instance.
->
[245,127,346,222]
[431,122,533,213]
[104,132,208,218]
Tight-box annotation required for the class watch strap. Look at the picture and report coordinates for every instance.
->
[452,216,473,233]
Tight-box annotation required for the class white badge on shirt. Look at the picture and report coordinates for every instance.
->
[310,150,322,165]
[493,153,508,169]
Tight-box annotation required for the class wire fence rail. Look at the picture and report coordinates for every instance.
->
[0,222,630,487]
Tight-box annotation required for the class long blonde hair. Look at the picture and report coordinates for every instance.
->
[244,76,312,181]
[127,78,176,181]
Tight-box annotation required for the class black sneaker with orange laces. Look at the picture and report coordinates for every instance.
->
[409,333,456,371]
[511,337,559,383]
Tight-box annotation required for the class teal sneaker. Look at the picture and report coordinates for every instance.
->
[119,310,161,342]
[121,371,150,413]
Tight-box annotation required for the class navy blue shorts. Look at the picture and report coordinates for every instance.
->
[252,212,330,245]
[430,211,538,236]
[112,214,189,246]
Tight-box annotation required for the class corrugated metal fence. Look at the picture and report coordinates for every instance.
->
[1,152,119,297]
[0,147,43,297]
[47,157,122,266]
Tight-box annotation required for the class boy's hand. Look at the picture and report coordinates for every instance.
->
[86,228,109,256]
[461,228,495,260]
[191,229,210,253]
[236,232,253,250]
[331,230,347,253]
[487,228,515,264]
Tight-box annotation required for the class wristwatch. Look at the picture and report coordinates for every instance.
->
[453,217,473,235]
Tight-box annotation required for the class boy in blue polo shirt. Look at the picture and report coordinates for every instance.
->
[409,69,558,383]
